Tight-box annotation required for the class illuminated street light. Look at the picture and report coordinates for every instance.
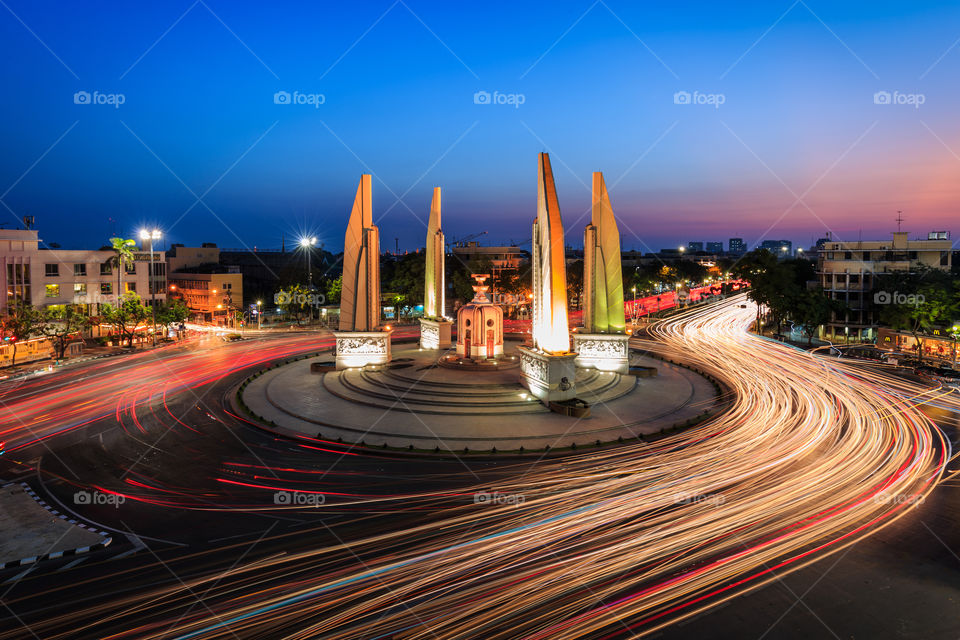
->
[138,228,162,347]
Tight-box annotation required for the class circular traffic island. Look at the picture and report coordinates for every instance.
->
[240,340,720,453]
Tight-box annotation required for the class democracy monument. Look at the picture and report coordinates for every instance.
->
[239,154,719,452]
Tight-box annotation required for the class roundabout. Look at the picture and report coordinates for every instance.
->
[239,339,721,452]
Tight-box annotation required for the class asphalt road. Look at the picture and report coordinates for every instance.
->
[0,307,958,639]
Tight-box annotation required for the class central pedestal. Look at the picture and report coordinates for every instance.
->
[334,330,392,370]
[572,333,630,374]
[419,318,452,350]
[518,347,578,403]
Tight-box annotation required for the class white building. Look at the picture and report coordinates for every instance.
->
[1,228,165,316]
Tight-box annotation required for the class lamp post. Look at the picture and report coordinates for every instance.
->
[631,286,637,323]
[256,300,262,332]
[139,229,161,347]
[299,236,317,323]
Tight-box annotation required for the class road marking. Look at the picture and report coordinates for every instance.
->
[57,557,88,571]
[108,549,139,561]
[3,566,36,584]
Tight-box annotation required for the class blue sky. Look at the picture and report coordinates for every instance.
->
[1,1,959,254]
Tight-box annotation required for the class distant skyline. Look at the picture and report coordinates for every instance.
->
[2,1,959,254]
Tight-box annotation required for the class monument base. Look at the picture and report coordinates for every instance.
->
[419,317,452,350]
[334,330,392,370]
[572,333,630,374]
[518,347,578,403]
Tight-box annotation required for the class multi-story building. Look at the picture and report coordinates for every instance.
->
[687,241,704,252]
[818,231,952,341]
[705,241,724,254]
[728,238,747,255]
[167,271,243,326]
[760,239,793,256]
[1,228,164,316]
[451,242,527,273]
[166,245,244,325]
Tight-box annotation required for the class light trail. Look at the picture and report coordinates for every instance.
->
[1,298,954,639]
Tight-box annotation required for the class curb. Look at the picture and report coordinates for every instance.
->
[1,482,113,570]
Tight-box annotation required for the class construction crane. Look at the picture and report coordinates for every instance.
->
[447,230,487,248]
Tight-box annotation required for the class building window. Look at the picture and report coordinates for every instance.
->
[74,263,87,276]
[100,263,112,276]
[45,284,60,297]
[125,262,136,275]
[74,283,87,294]
[126,282,136,293]
[45,263,59,277]
[942,251,950,266]
[101,283,112,295]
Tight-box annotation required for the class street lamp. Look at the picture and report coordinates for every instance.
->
[631,286,637,323]
[299,236,318,322]
[256,300,263,331]
[139,228,161,347]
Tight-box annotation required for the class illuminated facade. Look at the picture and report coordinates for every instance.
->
[455,274,503,359]
[574,171,630,373]
[520,153,577,402]
[529,153,570,355]
[420,187,452,349]
[335,174,390,369]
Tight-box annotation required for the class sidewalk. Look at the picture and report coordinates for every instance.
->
[0,483,110,569]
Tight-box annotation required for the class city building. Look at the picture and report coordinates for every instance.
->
[451,242,527,273]
[705,242,724,254]
[166,245,244,325]
[818,231,953,341]
[1,227,164,317]
[728,238,747,255]
[687,241,704,252]
[759,239,793,256]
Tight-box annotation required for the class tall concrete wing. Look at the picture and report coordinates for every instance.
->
[423,187,444,318]
[531,153,570,353]
[339,174,380,331]
[584,171,626,333]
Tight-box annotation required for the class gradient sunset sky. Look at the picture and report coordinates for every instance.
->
[1,1,958,254]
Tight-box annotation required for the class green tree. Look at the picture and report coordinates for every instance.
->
[157,299,190,339]
[0,302,43,367]
[875,269,957,362]
[325,275,342,305]
[792,288,843,346]
[387,252,425,318]
[108,237,136,297]
[276,284,312,325]
[100,293,150,347]
[41,304,89,359]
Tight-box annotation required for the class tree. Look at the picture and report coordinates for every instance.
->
[325,275,342,305]
[1,302,43,367]
[276,284,312,325]
[100,293,150,347]
[41,305,89,359]
[108,237,136,298]
[792,288,843,346]
[874,269,958,362]
[157,299,190,339]
[386,252,425,319]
